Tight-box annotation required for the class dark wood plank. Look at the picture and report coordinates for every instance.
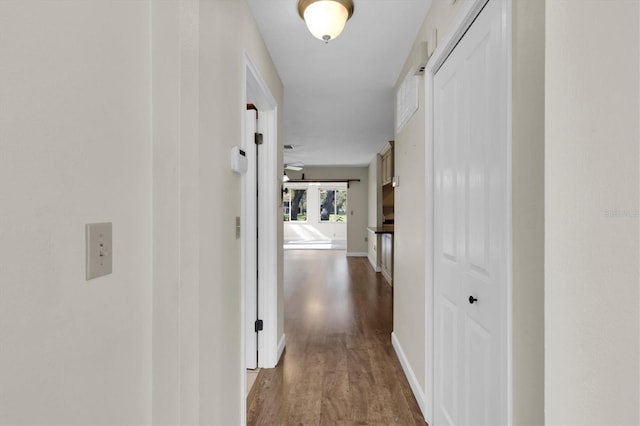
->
[247,250,427,426]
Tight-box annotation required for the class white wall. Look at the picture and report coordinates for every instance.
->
[0,1,283,425]
[198,2,284,423]
[394,1,546,423]
[151,1,200,423]
[393,0,470,397]
[152,1,284,424]
[368,155,383,228]
[287,167,369,255]
[283,182,348,242]
[511,0,545,423]
[0,1,152,424]
[367,156,383,268]
[545,1,639,424]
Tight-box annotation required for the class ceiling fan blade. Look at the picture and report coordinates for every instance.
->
[285,164,303,171]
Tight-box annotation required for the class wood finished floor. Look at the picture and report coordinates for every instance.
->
[247,250,426,426]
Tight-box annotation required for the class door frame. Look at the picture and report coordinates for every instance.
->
[423,0,513,423]
[241,51,281,424]
[243,106,259,372]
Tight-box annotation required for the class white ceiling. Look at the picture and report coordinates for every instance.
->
[247,0,432,167]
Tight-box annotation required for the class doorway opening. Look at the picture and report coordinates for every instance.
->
[283,181,348,251]
[241,51,282,424]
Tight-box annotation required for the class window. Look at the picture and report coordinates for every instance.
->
[396,70,419,133]
[319,189,347,222]
[283,188,307,221]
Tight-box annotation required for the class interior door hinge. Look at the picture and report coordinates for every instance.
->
[254,133,263,145]
[254,319,264,333]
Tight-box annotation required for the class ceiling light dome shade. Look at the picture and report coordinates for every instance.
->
[298,0,354,42]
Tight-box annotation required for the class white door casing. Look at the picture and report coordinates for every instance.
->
[433,0,509,425]
[244,109,258,370]
[241,51,281,425]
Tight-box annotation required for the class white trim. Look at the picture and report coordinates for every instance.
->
[381,269,393,286]
[424,0,513,424]
[426,0,490,74]
[368,256,382,272]
[392,332,427,419]
[277,334,286,363]
[241,50,280,425]
[347,252,368,257]
[257,107,280,370]
[242,109,258,373]
[423,59,435,426]
[239,52,251,426]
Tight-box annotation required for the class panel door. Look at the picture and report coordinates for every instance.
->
[433,0,508,425]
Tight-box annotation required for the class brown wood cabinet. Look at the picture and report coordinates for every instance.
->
[380,142,394,186]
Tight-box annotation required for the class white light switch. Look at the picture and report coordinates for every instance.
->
[86,222,112,280]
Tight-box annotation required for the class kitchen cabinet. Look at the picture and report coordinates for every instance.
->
[381,142,394,186]
[366,226,394,285]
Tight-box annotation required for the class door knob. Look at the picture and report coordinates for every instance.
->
[468,295,478,304]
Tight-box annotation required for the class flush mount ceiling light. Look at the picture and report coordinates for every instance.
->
[298,0,354,43]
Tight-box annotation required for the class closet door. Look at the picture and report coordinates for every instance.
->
[433,0,509,424]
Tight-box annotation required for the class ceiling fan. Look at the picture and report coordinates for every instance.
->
[284,163,304,171]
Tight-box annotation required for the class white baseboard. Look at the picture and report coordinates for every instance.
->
[382,269,393,286]
[391,332,427,421]
[368,255,382,272]
[277,334,286,363]
[347,252,368,257]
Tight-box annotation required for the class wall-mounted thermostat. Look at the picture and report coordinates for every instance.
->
[231,146,248,174]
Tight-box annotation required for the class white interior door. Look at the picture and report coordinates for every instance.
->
[244,108,258,370]
[433,0,508,424]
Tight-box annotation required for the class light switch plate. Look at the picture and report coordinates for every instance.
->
[86,222,112,280]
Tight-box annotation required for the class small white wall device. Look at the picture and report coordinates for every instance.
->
[86,222,112,280]
[231,146,248,174]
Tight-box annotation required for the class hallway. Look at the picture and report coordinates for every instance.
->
[247,250,425,425]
